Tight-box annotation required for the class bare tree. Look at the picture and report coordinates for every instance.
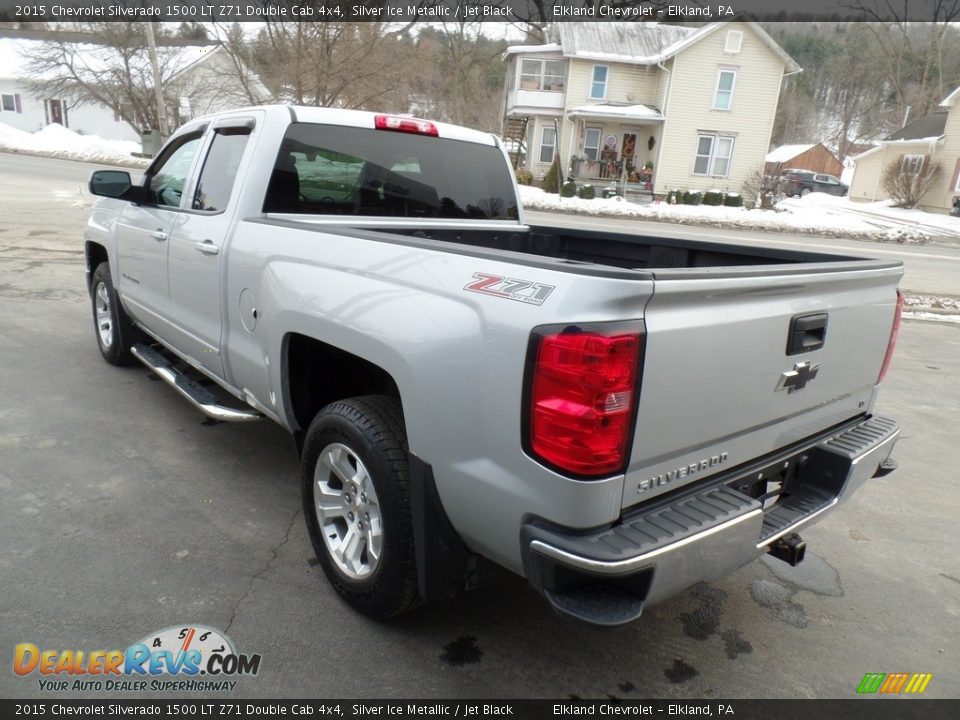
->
[848,1,960,121]
[234,19,416,110]
[881,156,943,208]
[20,24,211,133]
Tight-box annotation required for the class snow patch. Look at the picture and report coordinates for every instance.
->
[518,186,930,243]
[0,120,148,167]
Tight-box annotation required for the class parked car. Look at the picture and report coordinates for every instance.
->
[83,106,902,626]
[783,169,849,197]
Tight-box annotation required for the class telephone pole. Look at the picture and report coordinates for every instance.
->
[144,22,169,137]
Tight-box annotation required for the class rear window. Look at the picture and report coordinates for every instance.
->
[264,122,518,220]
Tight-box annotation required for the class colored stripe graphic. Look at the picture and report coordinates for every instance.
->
[857,672,932,694]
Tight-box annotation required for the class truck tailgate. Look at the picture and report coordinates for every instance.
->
[623,262,903,509]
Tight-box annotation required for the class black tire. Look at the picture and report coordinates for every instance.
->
[800,186,812,197]
[90,262,143,366]
[301,395,420,619]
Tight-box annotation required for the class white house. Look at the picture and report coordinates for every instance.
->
[501,22,801,197]
[0,36,270,143]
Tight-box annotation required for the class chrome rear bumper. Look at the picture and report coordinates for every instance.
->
[521,415,899,625]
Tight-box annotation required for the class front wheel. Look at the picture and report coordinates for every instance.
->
[301,396,420,619]
[90,262,142,366]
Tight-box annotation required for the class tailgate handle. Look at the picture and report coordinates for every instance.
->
[787,313,828,355]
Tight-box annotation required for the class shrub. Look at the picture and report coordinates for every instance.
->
[681,190,702,205]
[542,159,562,194]
[561,181,578,198]
[666,189,682,204]
[515,168,533,186]
[703,190,724,206]
[741,166,787,209]
[577,184,596,200]
[724,193,742,207]
[881,157,943,208]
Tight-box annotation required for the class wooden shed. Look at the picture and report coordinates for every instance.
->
[765,143,843,176]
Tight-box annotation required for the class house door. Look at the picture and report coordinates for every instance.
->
[621,132,638,179]
[47,99,64,125]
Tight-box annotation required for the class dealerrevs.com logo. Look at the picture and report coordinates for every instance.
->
[13,625,261,692]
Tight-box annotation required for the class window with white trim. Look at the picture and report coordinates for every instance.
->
[539,125,557,164]
[590,65,608,100]
[694,134,735,177]
[955,163,960,192]
[725,30,743,53]
[519,58,565,91]
[583,127,602,161]
[901,154,925,175]
[1,93,16,112]
[713,69,736,111]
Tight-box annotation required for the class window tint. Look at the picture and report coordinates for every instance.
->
[148,136,202,208]
[192,132,251,212]
[1,94,15,112]
[265,123,519,220]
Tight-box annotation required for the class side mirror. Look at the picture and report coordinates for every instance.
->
[89,170,146,203]
[89,170,131,197]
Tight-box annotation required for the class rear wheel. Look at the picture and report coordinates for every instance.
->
[800,187,812,197]
[90,262,143,366]
[301,396,420,619]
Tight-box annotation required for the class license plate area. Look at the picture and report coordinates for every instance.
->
[727,453,810,511]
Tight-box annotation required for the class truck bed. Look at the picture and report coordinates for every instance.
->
[259,217,893,275]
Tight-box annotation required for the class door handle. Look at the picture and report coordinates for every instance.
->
[195,239,220,256]
[151,230,167,242]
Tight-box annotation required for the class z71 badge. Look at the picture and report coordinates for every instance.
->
[464,273,556,306]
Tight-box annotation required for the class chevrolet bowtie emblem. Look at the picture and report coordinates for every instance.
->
[776,361,820,393]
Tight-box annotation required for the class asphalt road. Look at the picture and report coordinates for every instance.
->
[1,153,958,700]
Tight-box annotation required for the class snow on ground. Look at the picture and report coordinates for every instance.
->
[0,121,148,167]
[518,185,933,243]
[779,192,960,236]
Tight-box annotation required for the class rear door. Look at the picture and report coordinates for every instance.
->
[622,264,902,508]
[115,131,204,335]
[165,116,257,378]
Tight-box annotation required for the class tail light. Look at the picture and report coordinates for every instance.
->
[526,324,644,477]
[374,114,438,136]
[877,290,904,383]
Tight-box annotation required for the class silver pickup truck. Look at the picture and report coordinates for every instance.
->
[84,106,902,626]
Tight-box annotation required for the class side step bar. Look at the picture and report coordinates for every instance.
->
[131,344,261,423]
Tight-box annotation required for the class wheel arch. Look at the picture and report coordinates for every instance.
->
[281,332,403,454]
[85,240,109,295]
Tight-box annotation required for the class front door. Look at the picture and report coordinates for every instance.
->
[47,99,63,126]
[114,132,204,337]
[621,132,638,180]
[166,121,255,378]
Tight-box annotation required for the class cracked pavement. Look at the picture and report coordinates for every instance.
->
[2,153,959,699]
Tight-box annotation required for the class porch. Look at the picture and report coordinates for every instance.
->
[565,103,664,191]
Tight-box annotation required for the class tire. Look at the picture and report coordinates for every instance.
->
[90,262,143,366]
[800,187,812,197]
[301,395,420,619]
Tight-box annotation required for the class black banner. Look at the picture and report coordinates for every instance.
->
[0,0,955,23]
[1,700,958,719]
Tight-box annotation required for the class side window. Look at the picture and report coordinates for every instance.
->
[192,131,251,212]
[147,135,202,208]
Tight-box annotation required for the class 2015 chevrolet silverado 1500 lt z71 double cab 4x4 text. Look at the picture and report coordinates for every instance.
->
[83,106,902,626]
